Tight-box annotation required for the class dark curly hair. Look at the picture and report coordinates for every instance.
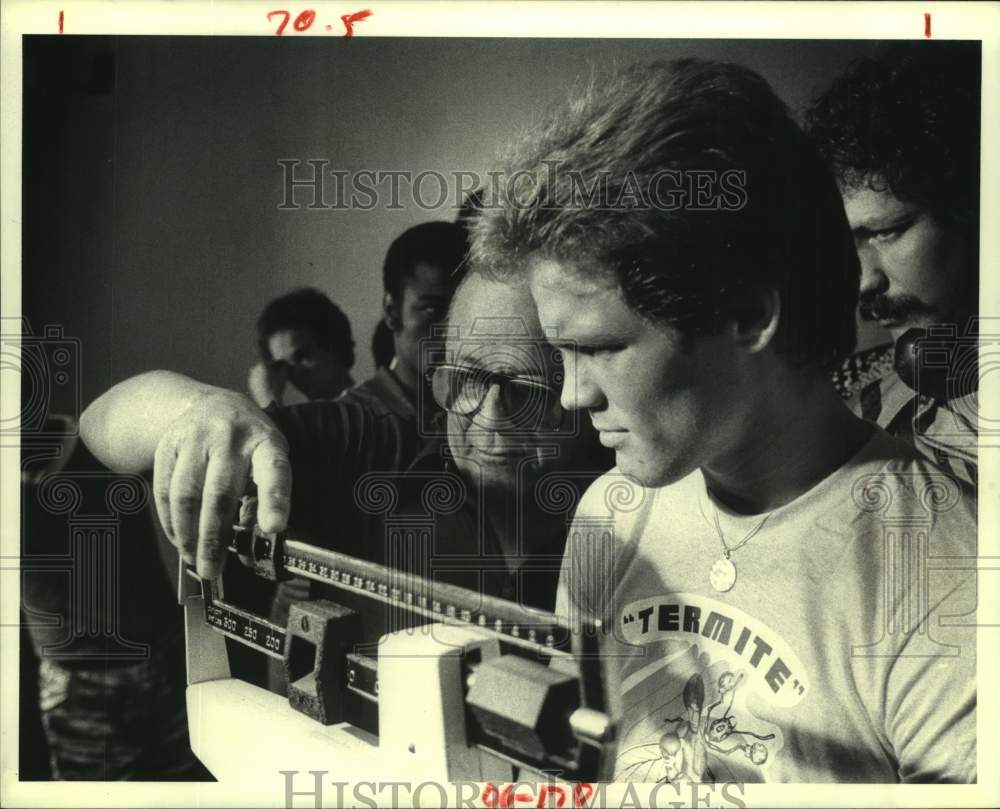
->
[472,58,860,372]
[805,42,980,236]
[382,221,469,303]
[257,287,355,368]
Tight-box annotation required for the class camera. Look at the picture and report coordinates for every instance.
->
[894,318,998,444]
[1,320,81,439]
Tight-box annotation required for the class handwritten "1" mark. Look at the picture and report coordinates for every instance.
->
[925,12,931,38]
[58,10,63,33]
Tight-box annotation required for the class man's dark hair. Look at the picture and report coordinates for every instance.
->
[382,221,469,302]
[805,42,981,238]
[471,58,860,371]
[256,287,355,368]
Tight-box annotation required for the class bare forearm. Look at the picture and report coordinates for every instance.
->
[80,370,219,473]
[80,370,290,579]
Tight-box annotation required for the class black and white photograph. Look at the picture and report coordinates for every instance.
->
[2,2,997,806]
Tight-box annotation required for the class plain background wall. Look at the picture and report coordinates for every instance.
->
[23,36,891,413]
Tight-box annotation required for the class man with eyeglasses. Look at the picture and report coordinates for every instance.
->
[400,271,607,607]
[257,269,604,609]
[80,271,608,614]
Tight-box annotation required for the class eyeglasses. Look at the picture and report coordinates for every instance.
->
[426,363,564,430]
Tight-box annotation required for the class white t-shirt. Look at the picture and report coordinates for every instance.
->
[557,429,977,783]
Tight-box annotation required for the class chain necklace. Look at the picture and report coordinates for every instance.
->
[709,507,773,593]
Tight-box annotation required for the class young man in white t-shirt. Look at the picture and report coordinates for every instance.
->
[470,58,977,783]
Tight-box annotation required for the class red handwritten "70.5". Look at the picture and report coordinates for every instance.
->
[268,8,372,37]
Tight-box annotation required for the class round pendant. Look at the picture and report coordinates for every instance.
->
[710,557,737,592]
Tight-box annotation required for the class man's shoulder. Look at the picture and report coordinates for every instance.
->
[272,383,411,424]
[834,342,895,402]
[338,367,415,420]
[862,430,976,502]
[822,428,977,554]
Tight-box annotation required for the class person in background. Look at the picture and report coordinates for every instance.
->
[807,43,980,485]
[239,286,355,686]
[341,221,468,421]
[246,223,466,685]
[21,417,209,780]
[247,287,356,407]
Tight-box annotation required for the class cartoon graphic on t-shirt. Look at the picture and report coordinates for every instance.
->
[611,594,809,782]
[700,671,775,762]
[616,669,776,784]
